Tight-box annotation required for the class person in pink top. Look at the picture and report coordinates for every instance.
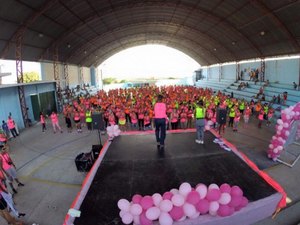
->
[40,112,46,132]
[0,146,24,194]
[50,111,63,133]
[7,116,18,138]
[154,95,167,150]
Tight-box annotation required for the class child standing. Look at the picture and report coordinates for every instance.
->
[233,111,241,132]
[258,109,264,128]
[40,112,46,132]
[243,106,251,128]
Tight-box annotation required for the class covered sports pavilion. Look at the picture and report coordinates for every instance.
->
[0,1,300,225]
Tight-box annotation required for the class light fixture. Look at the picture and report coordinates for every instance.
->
[260,31,265,36]
[95,55,98,58]
[213,48,217,51]
[67,43,71,48]
[38,33,44,38]
[84,50,87,54]
[232,41,236,45]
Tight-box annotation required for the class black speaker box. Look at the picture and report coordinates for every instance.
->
[91,144,102,161]
[217,108,227,124]
[92,113,105,130]
[75,152,93,172]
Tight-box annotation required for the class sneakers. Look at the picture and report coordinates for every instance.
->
[18,182,25,187]
[195,139,204,144]
[18,213,26,218]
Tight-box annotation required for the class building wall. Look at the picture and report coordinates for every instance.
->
[222,64,236,80]
[0,87,23,129]
[41,63,93,88]
[265,58,299,84]
[69,65,80,87]
[24,82,56,123]
[201,59,300,84]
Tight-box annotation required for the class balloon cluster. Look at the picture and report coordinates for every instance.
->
[107,125,121,140]
[117,182,248,225]
[268,103,300,160]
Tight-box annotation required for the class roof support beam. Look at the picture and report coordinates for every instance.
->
[250,0,300,52]
[1,0,58,59]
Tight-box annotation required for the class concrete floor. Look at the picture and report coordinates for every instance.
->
[1,116,300,225]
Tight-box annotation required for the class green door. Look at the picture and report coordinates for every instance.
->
[30,94,41,121]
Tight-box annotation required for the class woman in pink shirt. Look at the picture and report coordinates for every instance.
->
[154,95,167,150]
[50,111,63,133]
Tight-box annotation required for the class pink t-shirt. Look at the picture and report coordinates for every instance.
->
[154,103,167,119]
[0,153,12,170]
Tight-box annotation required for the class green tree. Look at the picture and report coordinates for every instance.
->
[23,71,40,83]
[103,77,117,84]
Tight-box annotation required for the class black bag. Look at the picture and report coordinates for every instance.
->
[75,152,93,172]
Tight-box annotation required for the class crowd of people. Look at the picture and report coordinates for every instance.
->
[54,85,275,137]
[0,116,25,224]
[0,84,278,223]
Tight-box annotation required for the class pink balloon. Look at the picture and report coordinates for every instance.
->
[140,212,153,225]
[186,191,200,205]
[169,206,184,221]
[220,183,231,193]
[196,199,209,214]
[206,189,221,201]
[240,196,249,207]
[140,196,154,210]
[217,205,231,217]
[228,195,242,207]
[132,194,143,204]
[163,192,173,200]
[230,186,243,197]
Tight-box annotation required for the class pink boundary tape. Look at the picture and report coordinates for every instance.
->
[63,140,111,225]
[63,128,286,224]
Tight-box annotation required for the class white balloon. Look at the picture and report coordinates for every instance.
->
[152,193,163,206]
[170,188,179,195]
[122,212,133,224]
[133,215,141,225]
[130,204,143,216]
[208,183,219,190]
[196,184,207,199]
[171,194,185,207]
[218,193,231,205]
[209,201,219,213]
[183,203,196,217]
[179,182,192,196]
[190,212,200,219]
[117,199,130,212]
[146,206,161,220]
[159,212,173,225]
[159,199,173,212]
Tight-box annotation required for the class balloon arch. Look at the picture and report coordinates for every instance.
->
[267,102,300,161]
